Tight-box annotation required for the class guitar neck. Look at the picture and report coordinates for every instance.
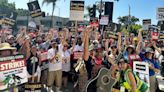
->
[115,47,126,64]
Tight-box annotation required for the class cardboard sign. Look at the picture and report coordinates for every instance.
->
[151,31,159,40]
[2,11,17,26]
[142,19,151,30]
[159,31,164,40]
[73,52,83,60]
[0,55,28,91]
[78,21,85,32]
[40,52,48,62]
[99,15,109,25]
[90,18,99,27]
[70,0,84,21]
[27,0,42,18]
[157,7,164,20]
[133,61,150,87]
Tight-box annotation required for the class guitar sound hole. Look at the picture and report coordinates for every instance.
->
[103,76,109,83]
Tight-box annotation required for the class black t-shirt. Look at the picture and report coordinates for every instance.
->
[26,53,39,75]
[15,43,21,52]
[85,56,93,80]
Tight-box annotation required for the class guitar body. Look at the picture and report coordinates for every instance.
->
[86,67,116,92]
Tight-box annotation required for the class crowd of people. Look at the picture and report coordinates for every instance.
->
[0,25,164,92]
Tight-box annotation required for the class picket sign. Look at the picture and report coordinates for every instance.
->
[0,55,28,91]
[73,51,83,60]
[151,31,159,41]
[133,61,150,87]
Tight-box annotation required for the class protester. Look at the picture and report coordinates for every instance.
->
[0,43,16,57]
[117,58,148,92]
[26,45,40,83]
[61,42,71,90]
[0,17,164,92]
[47,41,62,92]
[139,47,160,92]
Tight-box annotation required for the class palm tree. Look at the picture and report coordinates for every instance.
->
[118,15,139,25]
[42,0,58,27]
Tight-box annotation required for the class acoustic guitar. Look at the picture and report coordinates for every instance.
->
[85,47,126,92]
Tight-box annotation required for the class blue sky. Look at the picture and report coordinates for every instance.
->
[8,0,164,25]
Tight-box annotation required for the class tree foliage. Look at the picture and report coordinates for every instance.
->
[118,15,139,25]
[118,15,141,34]
[42,0,58,27]
[0,0,16,16]
[16,8,30,16]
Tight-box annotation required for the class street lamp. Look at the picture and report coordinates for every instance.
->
[55,6,61,28]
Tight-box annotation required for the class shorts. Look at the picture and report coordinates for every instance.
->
[47,70,62,87]
[62,71,69,77]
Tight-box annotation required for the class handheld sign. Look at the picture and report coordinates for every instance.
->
[99,15,109,25]
[142,19,151,31]
[151,31,159,41]
[133,61,150,87]
[157,7,164,20]
[2,11,17,26]
[90,18,99,27]
[70,0,84,21]
[27,0,42,18]
[73,51,83,60]
[0,55,28,91]
[40,51,49,71]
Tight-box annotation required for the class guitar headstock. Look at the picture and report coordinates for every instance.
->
[115,46,126,64]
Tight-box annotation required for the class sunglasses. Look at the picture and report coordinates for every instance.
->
[64,45,68,47]
[111,46,117,49]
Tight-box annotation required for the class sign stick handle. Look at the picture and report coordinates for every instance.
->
[75,21,78,36]
[32,59,36,83]
[13,86,18,92]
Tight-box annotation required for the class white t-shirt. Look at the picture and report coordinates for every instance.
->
[47,48,62,71]
[62,50,71,72]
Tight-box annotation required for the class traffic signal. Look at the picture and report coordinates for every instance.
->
[105,2,113,22]
[89,4,96,18]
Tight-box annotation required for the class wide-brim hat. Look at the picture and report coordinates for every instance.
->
[0,43,16,51]
[127,45,135,49]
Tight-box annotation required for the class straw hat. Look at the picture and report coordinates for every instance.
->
[0,43,16,51]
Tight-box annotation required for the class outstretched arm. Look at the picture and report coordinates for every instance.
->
[83,26,93,61]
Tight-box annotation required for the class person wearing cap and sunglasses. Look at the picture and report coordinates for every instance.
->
[139,47,160,92]
[47,41,63,92]
[117,58,148,92]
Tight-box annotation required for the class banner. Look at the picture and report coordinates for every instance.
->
[0,55,28,90]
[27,0,42,18]
[70,0,84,21]
[133,61,150,87]
[157,7,164,20]
[142,19,151,30]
